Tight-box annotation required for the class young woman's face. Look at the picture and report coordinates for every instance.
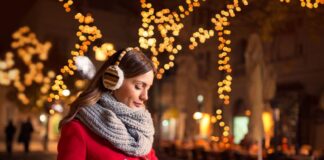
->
[113,70,154,109]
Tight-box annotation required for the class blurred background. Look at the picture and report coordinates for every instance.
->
[0,0,323,159]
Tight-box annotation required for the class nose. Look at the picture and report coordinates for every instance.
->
[140,90,148,102]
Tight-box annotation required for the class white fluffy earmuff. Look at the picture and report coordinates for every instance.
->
[102,65,125,90]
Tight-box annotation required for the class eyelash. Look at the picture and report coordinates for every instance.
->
[135,83,151,91]
[135,85,142,90]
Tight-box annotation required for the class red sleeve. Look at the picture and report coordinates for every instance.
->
[149,149,158,160]
[57,121,86,160]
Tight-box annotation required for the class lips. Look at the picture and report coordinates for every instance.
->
[133,102,143,108]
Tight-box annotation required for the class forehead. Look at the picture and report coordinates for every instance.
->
[128,70,154,86]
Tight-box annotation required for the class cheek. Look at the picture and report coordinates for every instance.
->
[115,85,139,104]
[123,91,140,108]
[125,88,140,100]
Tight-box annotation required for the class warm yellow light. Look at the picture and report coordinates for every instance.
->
[200,114,211,138]
[245,110,251,116]
[223,137,229,143]
[193,111,203,120]
[169,55,175,60]
[263,111,274,148]
[262,112,274,136]
[62,89,71,97]
[164,64,170,70]
[96,51,106,61]
[56,75,63,80]
[49,109,55,115]
[224,126,230,131]
[211,136,219,142]
[211,116,217,123]
[219,121,225,127]
[156,74,162,79]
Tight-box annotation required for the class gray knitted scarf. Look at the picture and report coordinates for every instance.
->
[76,92,155,157]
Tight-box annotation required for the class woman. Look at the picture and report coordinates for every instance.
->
[57,47,158,160]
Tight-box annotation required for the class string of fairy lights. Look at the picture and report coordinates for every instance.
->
[188,0,247,145]
[210,109,231,146]
[189,28,214,50]
[280,0,324,8]
[208,0,246,145]
[188,0,247,107]
[58,0,73,12]
[216,0,249,105]
[0,26,55,107]
[49,2,103,102]
[138,0,206,79]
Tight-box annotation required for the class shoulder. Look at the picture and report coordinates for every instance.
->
[147,149,158,160]
[62,119,84,131]
[58,119,87,159]
[60,119,87,140]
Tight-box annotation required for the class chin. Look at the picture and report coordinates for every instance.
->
[132,104,143,108]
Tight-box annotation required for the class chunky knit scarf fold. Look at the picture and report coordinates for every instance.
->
[76,92,155,157]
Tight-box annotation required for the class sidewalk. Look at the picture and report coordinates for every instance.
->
[0,140,58,160]
[0,151,56,160]
[0,140,58,153]
[0,140,181,160]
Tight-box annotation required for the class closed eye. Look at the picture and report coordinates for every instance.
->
[134,80,152,90]
[135,83,143,90]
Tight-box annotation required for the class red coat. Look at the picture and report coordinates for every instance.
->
[57,119,158,160]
